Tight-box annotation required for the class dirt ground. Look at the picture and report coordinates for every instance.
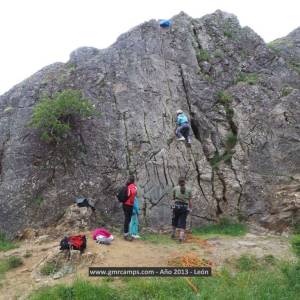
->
[0,228,296,300]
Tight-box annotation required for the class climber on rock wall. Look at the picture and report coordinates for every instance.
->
[175,109,192,144]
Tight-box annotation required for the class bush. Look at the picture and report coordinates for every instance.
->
[0,232,18,252]
[235,73,259,85]
[291,235,300,257]
[292,222,300,234]
[40,262,61,276]
[29,89,98,144]
[7,256,23,268]
[0,256,23,277]
[216,90,232,105]
[236,254,259,271]
[196,49,210,63]
[281,86,293,97]
[225,132,238,149]
[193,218,247,236]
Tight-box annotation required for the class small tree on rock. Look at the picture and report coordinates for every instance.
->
[29,89,98,144]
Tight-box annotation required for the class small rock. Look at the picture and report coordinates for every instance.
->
[53,272,63,280]
[237,241,257,247]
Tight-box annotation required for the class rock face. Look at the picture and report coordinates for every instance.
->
[0,10,300,236]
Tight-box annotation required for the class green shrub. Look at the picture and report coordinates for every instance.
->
[7,256,23,268]
[0,232,18,251]
[224,31,233,38]
[216,90,232,105]
[225,132,238,149]
[235,73,259,85]
[263,254,277,265]
[210,151,222,169]
[29,89,98,144]
[236,254,259,271]
[40,262,61,276]
[292,222,300,234]
[291,235,300,257]
[33,195,44,206]
[281,86,293,97]
[196,49,210,63]
[0,256,23,277]
[193,218,247,236]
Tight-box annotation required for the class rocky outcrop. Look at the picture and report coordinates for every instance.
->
[0,10,300,236]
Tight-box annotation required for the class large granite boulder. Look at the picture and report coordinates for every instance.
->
[0,10,299,236]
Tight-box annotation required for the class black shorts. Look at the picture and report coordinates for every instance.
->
[172,202,189,229]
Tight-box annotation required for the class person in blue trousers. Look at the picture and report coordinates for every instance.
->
[129,196,140,238]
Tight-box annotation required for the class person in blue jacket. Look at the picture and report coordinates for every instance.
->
[129,196,140,238]
[175,110,191,144]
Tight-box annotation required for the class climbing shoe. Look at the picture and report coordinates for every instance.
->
[177,137,185,141]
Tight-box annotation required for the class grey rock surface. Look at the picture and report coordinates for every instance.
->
[0,10,300,236]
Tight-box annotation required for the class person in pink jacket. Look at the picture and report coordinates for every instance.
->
[123,175,137,241]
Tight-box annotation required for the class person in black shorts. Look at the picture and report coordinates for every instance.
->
[171,177,192,242]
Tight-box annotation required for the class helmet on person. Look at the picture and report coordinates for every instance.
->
[176,109,183,115]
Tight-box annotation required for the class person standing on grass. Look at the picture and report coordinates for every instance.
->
[123,175,137,241]
[171,177,192,242]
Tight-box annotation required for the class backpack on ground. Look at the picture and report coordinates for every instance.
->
[117,185,129,203]
[59,235,87,254]
[75,197,96,211]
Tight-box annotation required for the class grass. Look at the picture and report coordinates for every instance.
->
[235,73,259,85]
[0,232,18,252]
[236,254,260,271]
[0,256,23,282]
[141,233,176,245]
[196,49,210,63]
[192,218,247,237]
[281,86,293,97]
[291,235,300,257]
[40,261,61,276]
[216,90,232,105]
[225,132,237,149]
[33,195,44,206]
[29,259,300,300]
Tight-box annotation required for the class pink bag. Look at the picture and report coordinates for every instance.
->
[92,228,112,240]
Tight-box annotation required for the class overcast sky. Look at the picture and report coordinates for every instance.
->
[0,0,299,95]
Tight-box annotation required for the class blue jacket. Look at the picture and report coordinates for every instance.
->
[176,113,188,126]
[132,197,139,215]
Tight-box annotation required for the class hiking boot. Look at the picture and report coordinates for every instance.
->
[177,137,185,141]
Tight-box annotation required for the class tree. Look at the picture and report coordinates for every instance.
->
[29,89,98,144]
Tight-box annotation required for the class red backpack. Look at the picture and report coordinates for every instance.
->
[67,235,86,253]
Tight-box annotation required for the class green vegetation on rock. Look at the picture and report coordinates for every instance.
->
[29,89,98,144]
[196,49,210,63]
